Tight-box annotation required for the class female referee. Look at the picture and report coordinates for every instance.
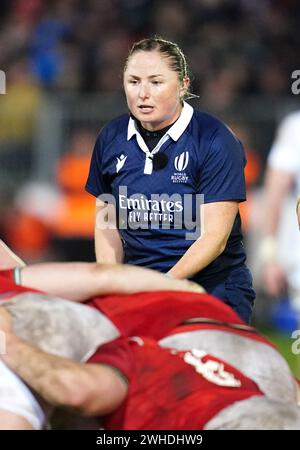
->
[85,37,255,323]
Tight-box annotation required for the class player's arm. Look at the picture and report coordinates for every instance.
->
[0,308,127,416]
[260,167,294,296]
[19,261,204,302]
[95,200,124,264]
[297,196,300,230]
[168,201,238,279]
[262,167,294,236]
[0,240,26,269]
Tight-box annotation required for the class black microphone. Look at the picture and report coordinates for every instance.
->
[151,153,168,171]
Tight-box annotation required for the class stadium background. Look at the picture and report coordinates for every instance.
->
[0,0,299,376]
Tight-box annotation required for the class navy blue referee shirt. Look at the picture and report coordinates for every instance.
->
[86,102,247,288]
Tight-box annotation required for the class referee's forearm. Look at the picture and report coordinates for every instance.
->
[168,233,226,279]
[95,228,124,264]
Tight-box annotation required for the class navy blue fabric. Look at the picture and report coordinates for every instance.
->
[86,108,253,303]
[207,266,255,324]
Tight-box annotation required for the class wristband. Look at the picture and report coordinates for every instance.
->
[14,266,23,285]
[258,236,277,263]
[165,272,173,278]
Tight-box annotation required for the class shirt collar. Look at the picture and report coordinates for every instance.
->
[127,101,194,142]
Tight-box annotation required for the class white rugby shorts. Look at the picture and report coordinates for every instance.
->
[0,359,45,429]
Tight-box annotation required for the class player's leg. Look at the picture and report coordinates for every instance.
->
[0,360,46,430]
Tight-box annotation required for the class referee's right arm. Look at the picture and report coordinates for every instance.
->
[95,200,124,264]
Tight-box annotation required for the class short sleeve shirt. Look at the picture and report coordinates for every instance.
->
[86,103,247,287]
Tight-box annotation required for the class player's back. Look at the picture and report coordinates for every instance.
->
[0,270,119,361]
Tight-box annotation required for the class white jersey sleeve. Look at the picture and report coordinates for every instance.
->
[268,111,300,175]
[268,112,300,177]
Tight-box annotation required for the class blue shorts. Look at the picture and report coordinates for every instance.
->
[207,266,255,324]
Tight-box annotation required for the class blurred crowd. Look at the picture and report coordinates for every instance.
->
[1,0,300,100]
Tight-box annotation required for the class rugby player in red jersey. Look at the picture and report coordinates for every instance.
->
[0,241,299,429]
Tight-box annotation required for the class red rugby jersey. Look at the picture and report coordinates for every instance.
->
[88,336,264,430]
[88,291,273,347]
[0,269,42,298]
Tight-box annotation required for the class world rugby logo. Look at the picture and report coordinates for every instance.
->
[174,151,189,171]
